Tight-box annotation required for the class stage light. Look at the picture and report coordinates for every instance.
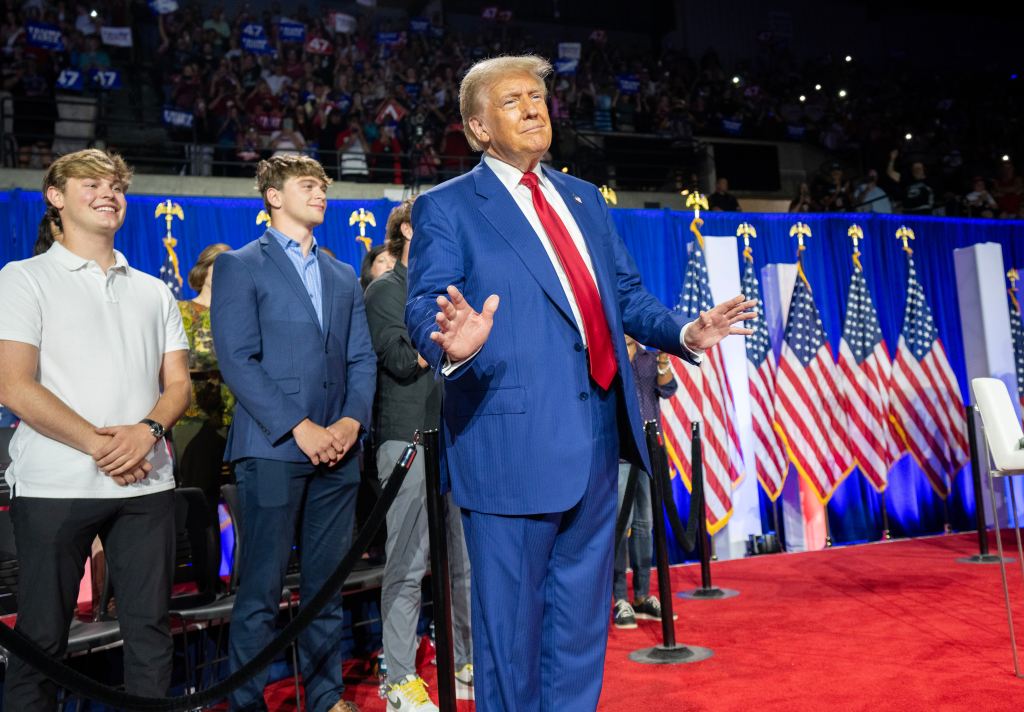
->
[798,95,806,102]
[90,9,98,17]
[1003,154,1011,162]
[1012,74,1019,80]
[844,55,852,63]
[838,89,847,98]
[732,76,740,85]
[814,83,822,91]
[905,133,912,140]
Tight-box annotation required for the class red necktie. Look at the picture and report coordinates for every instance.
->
[520,171,617,389]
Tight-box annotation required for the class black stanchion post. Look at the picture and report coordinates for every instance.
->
[679,422,739,600]
[628,421,713,666]
[421,429,456,712]
[958,403,1011,564]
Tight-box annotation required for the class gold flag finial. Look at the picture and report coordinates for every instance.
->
[847,223,864,271]
[789,222,812,288]
[349,208,377,251]
[154,199,184,290]
[599,184,617,205]
[1009,269,1021,315]
[682,190,710,248]
[737,222,757,261]
[256,209,271,227]
[895,225,916,254]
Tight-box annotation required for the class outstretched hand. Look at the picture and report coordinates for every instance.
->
[431,285,500,362]
[684,294,756,352]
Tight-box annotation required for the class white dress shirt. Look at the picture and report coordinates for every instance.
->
[443,154,701,373]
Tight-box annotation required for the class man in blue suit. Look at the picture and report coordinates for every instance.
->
[212,155,375,712]
[405,56,755,711]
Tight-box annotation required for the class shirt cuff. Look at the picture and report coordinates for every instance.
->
[441,347,482,376]
[680,322,704,363]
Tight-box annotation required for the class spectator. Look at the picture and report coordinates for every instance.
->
[336,115,370,181]
[708,177,740,211]
[269,112,307,157]
[820,164,853,212]
[359,245,396,291]
[789,181,819,213]
[4,54,55,168]
[371,123,404,185]
[964,176,998,218]
[993,161,1023,218]
[887,151,935,215]
[853,169,892,213]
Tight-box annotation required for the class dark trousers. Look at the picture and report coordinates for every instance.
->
[228,456,360,712]
[460,382,620,712]
[3,490,175,710]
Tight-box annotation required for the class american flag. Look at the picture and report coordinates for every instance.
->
[773,269,852,504]
[660,236,743,535]
[1007,276,1024,418]
[887,254,968,497]
[741,256,787,501]
[837,265,899,492]
[159,237,183,299]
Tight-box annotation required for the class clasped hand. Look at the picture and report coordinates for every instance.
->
[293,417,361,467]
[92,424,156,486]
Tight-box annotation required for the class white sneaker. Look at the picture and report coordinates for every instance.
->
[454,663,474,701]
[385,674,439,712]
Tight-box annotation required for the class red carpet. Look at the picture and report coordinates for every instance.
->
[262,533,1024,711]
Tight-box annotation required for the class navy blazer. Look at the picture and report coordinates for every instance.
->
[405,160,695,515]
[211,231,376,463]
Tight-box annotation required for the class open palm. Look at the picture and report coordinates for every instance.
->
[431,285,500,362]
[685,294,757,352]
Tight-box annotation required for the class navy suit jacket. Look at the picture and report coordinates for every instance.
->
[211,231,376,463]
[405,159,696,515]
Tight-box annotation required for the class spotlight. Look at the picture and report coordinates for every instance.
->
[838,89,847,98]
[732,76,740,84]
[814,83,822,91]
[90,9,98,17]
[798,94,806,102]
[905,133,912,140]
[844,55,852,63]
[1003,154,1011,162]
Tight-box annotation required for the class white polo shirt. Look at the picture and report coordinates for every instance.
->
[0,242,188,499]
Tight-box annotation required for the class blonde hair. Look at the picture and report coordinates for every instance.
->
[459,55,552,151]
[41,149,133,233]
[187,243,231,292]
[255,155,332,213]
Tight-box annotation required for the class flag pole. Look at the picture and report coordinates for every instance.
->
[824,503,834,547]
[879,492,892,541]
[772,497,786,551]
[957,403,1011,563]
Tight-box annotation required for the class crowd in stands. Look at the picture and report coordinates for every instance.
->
[2,0,1023,215]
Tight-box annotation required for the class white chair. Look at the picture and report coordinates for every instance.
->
[972,377,1024,678]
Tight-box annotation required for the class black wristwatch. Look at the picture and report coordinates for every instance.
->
[140,418,166,439]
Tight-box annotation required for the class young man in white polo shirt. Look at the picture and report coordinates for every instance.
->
[0,149,191,710]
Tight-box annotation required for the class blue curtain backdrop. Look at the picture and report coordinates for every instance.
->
[3,189,1022,557]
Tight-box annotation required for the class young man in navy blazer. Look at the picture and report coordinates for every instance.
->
[405,56,755,711]
[212,155,375,712]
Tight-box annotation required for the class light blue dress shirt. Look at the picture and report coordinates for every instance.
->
[268,226,323,328]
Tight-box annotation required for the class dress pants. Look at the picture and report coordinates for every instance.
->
[228,456,359,712]
[377,440,473,681]
[460,381,620,712]
[613,463,653,601]
[3,490,175,711]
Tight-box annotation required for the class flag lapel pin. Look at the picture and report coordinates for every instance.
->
[573,195,583,203]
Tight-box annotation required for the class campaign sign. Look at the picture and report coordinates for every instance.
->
[377,32,405,46]
[100,26,133,47]
[722,118,743,135]
[305,37,332,55]
[91,69,122,90]
[409,18,429,33]
[279,20,305,43]
[242,25,272,54]
[329,12,356,33]
[554,58,578,75]
[557,42,581,60]
[163,108,194,128]
[26,22,64,51]
[148,0,178,14]
[616,74,640,94]
[56,69,84,91]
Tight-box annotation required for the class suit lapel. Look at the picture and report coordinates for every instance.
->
[473,162,577,329]
[260,231,322,333]
[318,250,335,340]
